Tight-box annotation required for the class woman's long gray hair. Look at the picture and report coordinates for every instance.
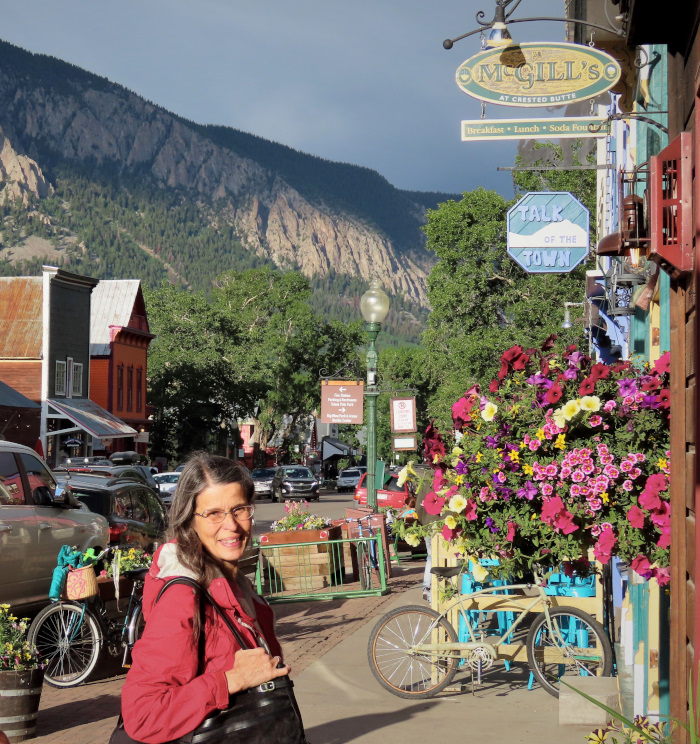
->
[166,452,255,587]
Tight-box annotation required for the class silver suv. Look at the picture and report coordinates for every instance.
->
[0,441,109,613]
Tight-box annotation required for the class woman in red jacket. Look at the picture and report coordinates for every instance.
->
[121,453,290,744]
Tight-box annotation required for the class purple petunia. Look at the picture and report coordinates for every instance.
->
[485,517,499,533]
[618,378,637,397]
[516,480,538,500]
[563,367,578,380]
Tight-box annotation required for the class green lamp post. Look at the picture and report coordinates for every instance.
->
[360,279,390,512]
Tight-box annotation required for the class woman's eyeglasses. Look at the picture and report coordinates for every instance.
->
[195,506,255,523]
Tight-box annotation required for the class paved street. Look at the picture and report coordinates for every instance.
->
[252,486,356,535]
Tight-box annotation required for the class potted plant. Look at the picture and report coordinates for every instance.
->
[0,604,44,742]
[259,501,342,592]
[98,547,153,602]
[411,339,671,583]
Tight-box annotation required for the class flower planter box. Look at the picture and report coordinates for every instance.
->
[97,575,133,602]
[0,667,44,742]
[259,526,343,593]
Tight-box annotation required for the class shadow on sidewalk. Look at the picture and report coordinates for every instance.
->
[36,693,121,737]
[303,700,438,744]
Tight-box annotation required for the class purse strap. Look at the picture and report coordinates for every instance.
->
[154,576,253,650]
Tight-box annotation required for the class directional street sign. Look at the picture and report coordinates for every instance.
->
[507,191,589,274]
[320,380,364,425]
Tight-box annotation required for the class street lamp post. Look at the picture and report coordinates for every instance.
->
[360,279,390,512]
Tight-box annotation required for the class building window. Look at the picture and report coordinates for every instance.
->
[71,363,83,397]
[55,361,67,396]
[136,368,143,412]
[127,366,134,412]
[117,364,124,410]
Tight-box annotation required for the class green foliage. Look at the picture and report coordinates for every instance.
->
[146,268,363,462]
[420,186,589,435]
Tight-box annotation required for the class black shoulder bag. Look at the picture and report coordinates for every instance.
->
[109,577,308,744]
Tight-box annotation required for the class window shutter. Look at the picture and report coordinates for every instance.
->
[649,132,694,278]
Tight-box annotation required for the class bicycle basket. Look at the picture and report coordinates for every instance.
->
[65,565,99,600]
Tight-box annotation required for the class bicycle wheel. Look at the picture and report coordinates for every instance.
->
[526,606,613,697]
[358,543,372,590]
[368,605,459,699]
[123,601,145,667]
[28,602,102,687]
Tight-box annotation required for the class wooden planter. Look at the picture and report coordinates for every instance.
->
[259,526,343,592]
[0,667,44,742]
[96,575,132,602]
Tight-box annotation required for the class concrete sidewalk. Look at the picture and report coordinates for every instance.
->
[29,562,592,743]
[294,583,592,744]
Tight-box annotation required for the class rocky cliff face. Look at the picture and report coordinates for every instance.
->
[0,71,429,304]
[0,126,52,205]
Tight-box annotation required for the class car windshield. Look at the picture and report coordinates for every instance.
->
[155,474,179,484]
[283,468,313,478]
[252,469,276,478]
[341,470,360,478]
[69,488,109,516]
[383,477,403,492]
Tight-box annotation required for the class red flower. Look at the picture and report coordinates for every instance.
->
[593,526,617,564]
[641,375,661,392]
[589,363,610,380]
[501,345,524,363]
[506,521,517,541]
[579,377,596,395]
[423,492,446,515]
[423,420,445,462]
[489,379,500,393]
[630,554,654,579]
[441,523,458,541]
[545,384,563,405]
[654,351,670,376]
[612,361,631,374]
[627,505,646,529]
[541,334,557,351]
[554,511,578,535]
[464,500,478,521]
[452,396,475,430]
[511,352,530,371]
[497,362,509,381]
[657,389,670,409]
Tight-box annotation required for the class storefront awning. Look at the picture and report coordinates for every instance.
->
[322,436,360,460]
[47,398,137,439]
[0,381,40,409]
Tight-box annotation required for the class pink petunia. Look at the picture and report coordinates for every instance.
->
[463,499,478,521]
[554,510,578,534]
[603,400,617,412]
[441,524,458,541]
[627,505,646,529]
[506,521,517,542]
[630,554,654,579]
[639,489,662,511]
[423,492,446,515]
[655,566,671,586]
[540,483,554,496]
[589,415,603,427]
[645,473,667,495]
[593,526,617,564]
[622,480,634,492]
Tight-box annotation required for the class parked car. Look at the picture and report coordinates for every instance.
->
[61,463,161,494]
[0,442,109,613]
[251,468,277,498]
[354,473,412,509]
[60,456,112,467]
[336,468,363,492]
[152,472,181,508]
[271,466,319,502]
[58,473,168,551]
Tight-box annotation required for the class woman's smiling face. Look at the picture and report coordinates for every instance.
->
[193,481,252,571]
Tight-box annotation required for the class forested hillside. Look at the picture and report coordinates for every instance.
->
[0,39,459,344]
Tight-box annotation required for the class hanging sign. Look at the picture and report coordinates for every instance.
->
[392,435,418,452]
[390,397,417,434]
[456,42,622,107]
[507,191,589,273]
[320,380,364,424]
[461,116,610,141]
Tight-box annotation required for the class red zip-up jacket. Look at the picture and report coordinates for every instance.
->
[121,543,283,744]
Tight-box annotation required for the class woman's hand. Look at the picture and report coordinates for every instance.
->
[224,648,291,694]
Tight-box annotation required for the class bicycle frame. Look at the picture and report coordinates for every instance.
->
[410,582,603,664]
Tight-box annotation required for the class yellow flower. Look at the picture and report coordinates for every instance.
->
[481,401,498,422]
[523,464,534,476]
[448,494,468,513]
[404,533,421,548]
[397,460,417,486]
[432,454,442,464]
[586,728,608,743]
[475,452,483,463]
[552,408,567,429]
[519,441,527,449]
[445,515,457,530]
[580,395,602,412]
[601,492,609,504]
[554,434,566,450]
[535,428,545,440]
[470,560,490,583]
[509,451,520,463]
[455,474,464,486]
[657,457,668,470]
[452,446,463,456]
[562,398,581,421]
[530,513,537,520]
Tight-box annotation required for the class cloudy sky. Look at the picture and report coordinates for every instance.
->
[3,0,573,197]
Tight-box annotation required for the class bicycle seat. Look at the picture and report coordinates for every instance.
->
[430,566,462,578]
[122,567,150,581]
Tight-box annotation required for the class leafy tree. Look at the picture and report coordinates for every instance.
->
[420,186,589,436]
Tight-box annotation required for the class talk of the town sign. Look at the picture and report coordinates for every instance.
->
[456,42,622,106]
